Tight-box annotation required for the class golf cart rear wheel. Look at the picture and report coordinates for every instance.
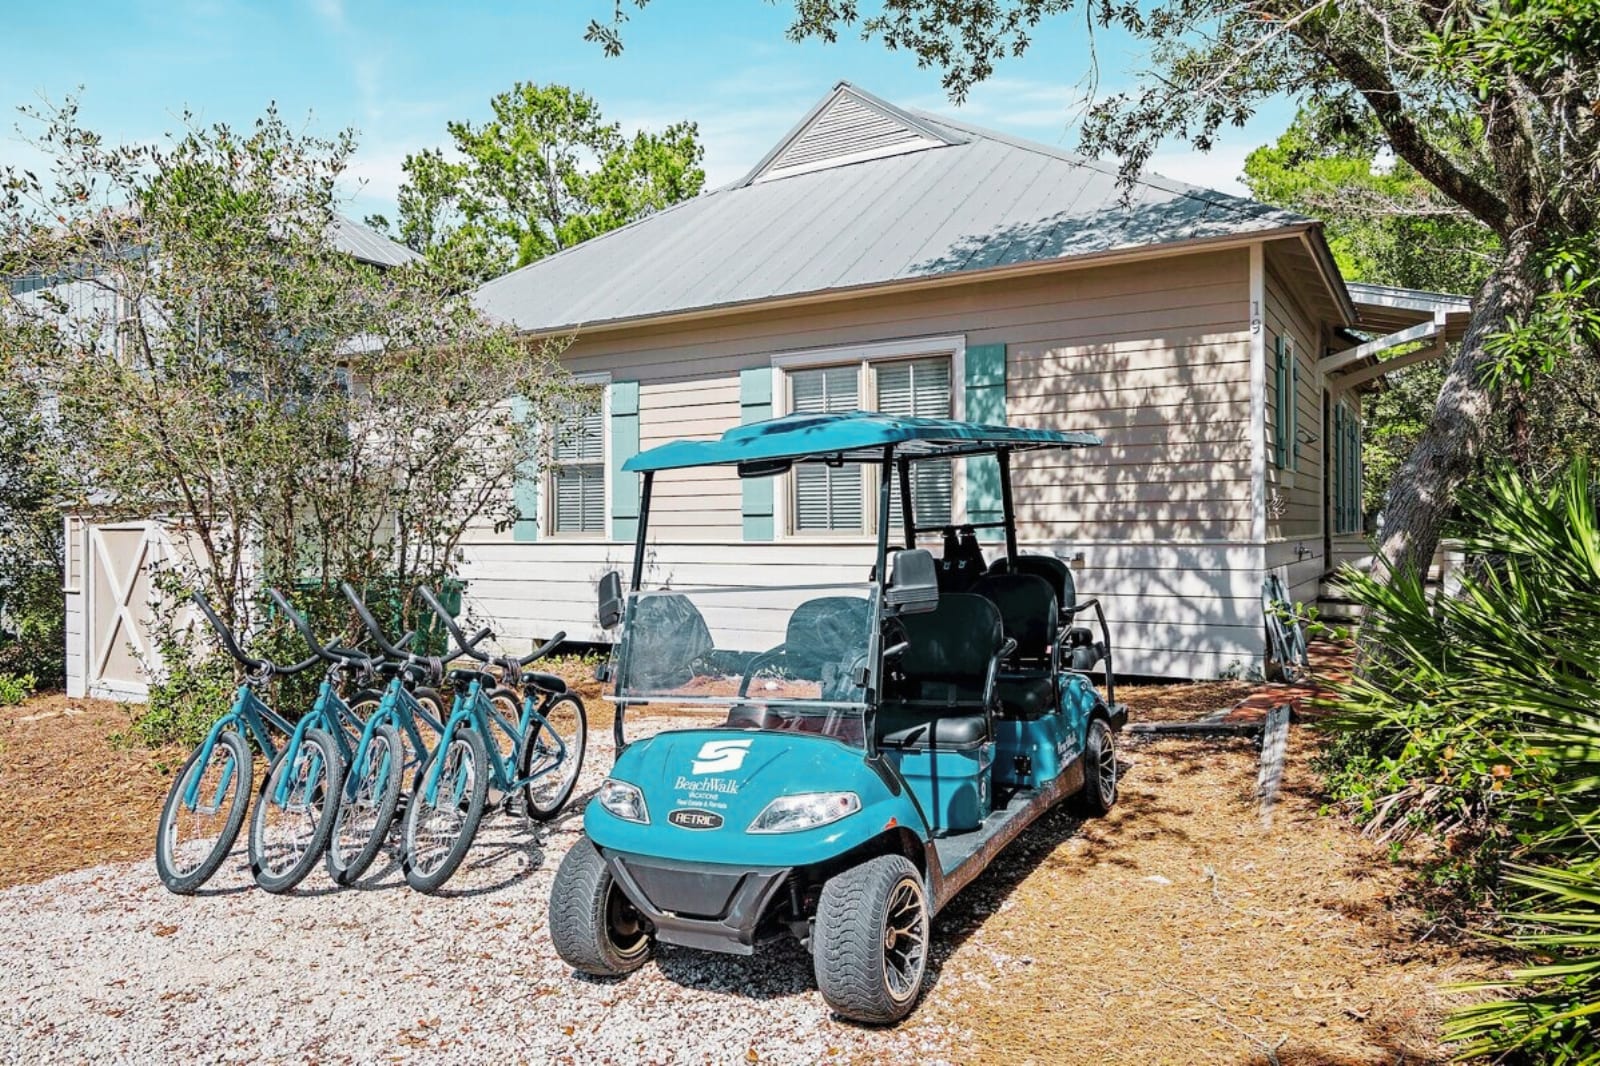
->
[813,854,929,1024]
[1074,718,1118,816]
[549,837,652,976]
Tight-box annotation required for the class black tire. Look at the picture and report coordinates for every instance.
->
[520,693,587,821]
[248,728,344,894]
[155,729,253,894]
[325,723,405,885]
[813,854,930,1024]
[401,724,489,893]
[549,836,654,976]
[1074,718,1118,816]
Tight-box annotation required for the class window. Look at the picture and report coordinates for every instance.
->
[550,388,605,536]
[1332,400,1362,534]
[1271,334,1299,470]
[786,355,953,535]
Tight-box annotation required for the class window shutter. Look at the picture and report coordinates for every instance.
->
[791,365,863,532]
[1271,336,1288,469]
[879,359,953,530]
[1290,346,1301,465]
[610,381,640,541]
[509,396,539,542]
[739,367,775,540]
[965,343,1006,537]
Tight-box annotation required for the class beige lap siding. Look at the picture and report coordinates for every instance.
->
[1263,262,1326,543]
[458,246,1264,678]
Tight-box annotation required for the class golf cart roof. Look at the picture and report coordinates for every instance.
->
[622,411,1101,473]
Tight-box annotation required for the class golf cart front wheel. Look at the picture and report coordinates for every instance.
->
[813,854,930,1024]
[549,836,653,976]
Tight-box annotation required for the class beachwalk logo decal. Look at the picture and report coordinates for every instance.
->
[691,739,753,775]
[668,809,724,830]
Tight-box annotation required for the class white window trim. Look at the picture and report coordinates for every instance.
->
[546,370,612,540]
[768,334,967,542]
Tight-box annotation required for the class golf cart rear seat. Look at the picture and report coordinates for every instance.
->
[970,572,1059,720]
[876,594,1006,751]
[935,525,987,593]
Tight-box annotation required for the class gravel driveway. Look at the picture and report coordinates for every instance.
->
[0,725,962,1065]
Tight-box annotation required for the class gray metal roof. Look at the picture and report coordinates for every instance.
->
[330,214,420,268]
[473,82,1315,333]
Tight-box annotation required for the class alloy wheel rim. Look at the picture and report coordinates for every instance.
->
[882,878,928,1001]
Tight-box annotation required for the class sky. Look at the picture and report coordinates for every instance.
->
[1,0,1298,224]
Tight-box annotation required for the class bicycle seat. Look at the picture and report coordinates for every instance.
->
[447,667,500,688]
[522,670,567,694]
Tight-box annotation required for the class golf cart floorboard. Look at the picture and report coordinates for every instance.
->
[933,786,1043,877]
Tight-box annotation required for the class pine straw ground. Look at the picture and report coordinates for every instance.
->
[0,676,1500,1063]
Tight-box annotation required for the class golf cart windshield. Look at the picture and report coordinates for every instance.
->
[611,583,877,746]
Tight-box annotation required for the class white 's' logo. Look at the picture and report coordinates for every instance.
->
[692,739,753,775]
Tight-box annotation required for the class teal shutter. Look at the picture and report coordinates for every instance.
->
[510,396,539,542]
[965,343,1007,538]
[739,367,775,540]
[610,381,640,542]
[1272,336,1288,469]
[1290,349,1301,465]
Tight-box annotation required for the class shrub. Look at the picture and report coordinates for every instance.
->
[1321,457,1600,1058]
[0,672,36,706]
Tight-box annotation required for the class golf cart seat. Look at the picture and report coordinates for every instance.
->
[936,525,986,593]
[970,572,1059,720]
[987,553,1076,617]
[726,595,871,729]
[876,594,1003,750]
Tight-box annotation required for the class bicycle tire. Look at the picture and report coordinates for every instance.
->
[248,727,344,894]
[155,729,252,894]
[326,723,405,886]
[401,723,489,893]
[520,692,587,821]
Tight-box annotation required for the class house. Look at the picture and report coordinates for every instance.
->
[54,215,418,700]
[457,82,1473,680]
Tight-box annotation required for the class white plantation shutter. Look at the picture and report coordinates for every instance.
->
[877,359,953,529]
[791,366,862,532]
[552,393,605,534]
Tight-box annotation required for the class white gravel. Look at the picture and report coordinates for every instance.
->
[0,725,970,1065]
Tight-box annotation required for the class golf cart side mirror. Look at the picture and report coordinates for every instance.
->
[885,548,939,615]
[597,570,624,629]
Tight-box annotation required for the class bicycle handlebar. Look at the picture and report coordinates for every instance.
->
[267,587,370,669]
[341,582,410,659]
[191,591,319,677]
[518,631,566,666]
[415,585,494,662]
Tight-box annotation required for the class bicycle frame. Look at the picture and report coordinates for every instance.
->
[422,677,572,804]
[273,674,358,807]
[181,683,295,809]
[346,673,447,799]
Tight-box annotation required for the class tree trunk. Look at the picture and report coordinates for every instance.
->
[1365,236,1542,592]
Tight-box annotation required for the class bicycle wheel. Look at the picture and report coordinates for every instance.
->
[521,693,587,821]
[401,723,489,893]
[326,723,405,886]
[248,728,344,894]
[155,729,252,894]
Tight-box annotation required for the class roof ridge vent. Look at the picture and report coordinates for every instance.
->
[743,84,960,185]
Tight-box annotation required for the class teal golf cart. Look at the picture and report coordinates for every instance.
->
[548,411,1127,1023]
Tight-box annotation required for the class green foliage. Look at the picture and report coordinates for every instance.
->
[0,672,36,707]
[393,82,705,280]
[0,357,64,685]
[1,98,577,671]
[1321,458,1600,1055]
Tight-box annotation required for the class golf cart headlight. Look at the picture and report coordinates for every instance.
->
[598,778,649,824]
[748,791,861,834]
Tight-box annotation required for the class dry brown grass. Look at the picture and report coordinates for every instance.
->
[918,731,1495,1065]
[0,694,182,889]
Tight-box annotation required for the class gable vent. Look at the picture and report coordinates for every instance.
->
[751,87,955,184]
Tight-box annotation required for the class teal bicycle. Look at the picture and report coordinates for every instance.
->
[154,593,331,894]
[253,588,384,893]
[399,586,587,893]
[322,582,490,886]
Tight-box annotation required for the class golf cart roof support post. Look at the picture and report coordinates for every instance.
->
[998,448,1019,565]
[630,471,655,592]
[875,445,894,593]
[897,454,915,550]
[868,443,895,763]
